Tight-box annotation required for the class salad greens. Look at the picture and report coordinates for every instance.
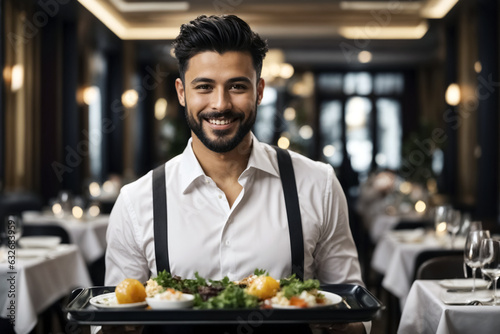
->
[279,274,321,299]
[151,270,321,309]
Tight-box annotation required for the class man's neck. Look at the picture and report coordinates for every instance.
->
[191,134,253,182]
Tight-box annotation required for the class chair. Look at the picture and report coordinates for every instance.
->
[416,255,467,280]
[412,249,466,281]
[23,224,71,244]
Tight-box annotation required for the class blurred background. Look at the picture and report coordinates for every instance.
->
[1,0,500,333]
[1,0,499,240]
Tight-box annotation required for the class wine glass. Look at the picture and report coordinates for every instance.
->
[464,229,490,292]
[434,205,450,237]
[480,238,500,305]
[4,215,23,246]
[446,209,461,248]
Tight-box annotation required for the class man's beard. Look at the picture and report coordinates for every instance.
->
[184,102,257,153]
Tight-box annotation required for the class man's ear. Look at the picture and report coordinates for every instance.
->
[257,78,265,105]
[175,78,186,107]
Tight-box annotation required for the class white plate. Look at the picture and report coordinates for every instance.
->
[439,278,490,290]
[89,292,147,309]
[19,236,61,249]
[16,248,50,258]
[272,291,343,309]
[440,289,493,305]
[146,293,195,309]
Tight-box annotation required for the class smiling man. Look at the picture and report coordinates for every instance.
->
[105,15,369,334]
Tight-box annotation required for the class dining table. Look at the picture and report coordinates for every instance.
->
[371,229,465,309]
[22,210,109,264]
[0,243,92,334]
[398,280,500,333]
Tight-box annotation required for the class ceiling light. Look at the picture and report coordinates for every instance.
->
[340,1,422,11]
[339,21,429,40]
[421,0,459,19]
[83,86,100,105]
[11,64,24,92]
[109,0,189,12]
[155,98,168,120]
[122,89,139,108]
[358,51,372,63]
[474,61,482,73]
[78,0,183,39]
[445,83,461,106]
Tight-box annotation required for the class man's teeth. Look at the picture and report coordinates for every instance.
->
[208,119,231,125]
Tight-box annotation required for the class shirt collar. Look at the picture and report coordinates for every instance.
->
[179,133,279,193]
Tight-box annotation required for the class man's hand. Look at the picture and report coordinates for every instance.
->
[311,322,366,334]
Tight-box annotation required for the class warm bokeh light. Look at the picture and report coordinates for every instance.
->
[283,107,296,121]
[83,86,99,105]
[277,136,290,149]
[436,221,447,233]
[358,51,372,63]
[399,181,413,195]
[155,98,168,120]
[72,206,84,219]
[445,83,461,106]
[279,63,294,79]
[88,205,100,217]
[52,203,62,216]
[89,182,101,197]
[122,89,139,108]
[323,145,336,157]
[415,200,427,213]
[103,180,114,193]
[427,178,438,194]
[474,61,482,73]
[299,125,313,140]
[11,64,24,92]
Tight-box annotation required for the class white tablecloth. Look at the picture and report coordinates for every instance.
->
[22,211,109,263]
[0,244,92,334]
[368,213,429,243]
[371,231,463,308]
[398,280,500,334]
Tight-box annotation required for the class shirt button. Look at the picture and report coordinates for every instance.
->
[218,194,223,199]
[225,240,230,246]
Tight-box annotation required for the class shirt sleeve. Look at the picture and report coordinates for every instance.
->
[314,165,364,287]
[105,188,150,285]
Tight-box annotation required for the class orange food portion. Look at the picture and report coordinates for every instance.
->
[289,296,307,308]
[115,278,147,304]
[246,276,280,300]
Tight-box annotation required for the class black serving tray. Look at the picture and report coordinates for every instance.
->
[66,284,383,325]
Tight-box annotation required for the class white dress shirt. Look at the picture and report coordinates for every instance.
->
[105,133,364,287]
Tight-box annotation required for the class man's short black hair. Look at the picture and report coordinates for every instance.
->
[172,15,268,82]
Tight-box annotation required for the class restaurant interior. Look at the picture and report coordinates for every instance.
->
[1,0,500,333]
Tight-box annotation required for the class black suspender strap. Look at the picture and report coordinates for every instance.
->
[273,146,304,281]
[152,148,304,280]
[152,164,170,274]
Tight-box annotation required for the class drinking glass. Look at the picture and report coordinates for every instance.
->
[464,230,490,292]
[480,238,500,305]
[434,205,450,237]
[446,209,461,248]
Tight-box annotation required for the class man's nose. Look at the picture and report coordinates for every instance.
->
[210,88,232,111]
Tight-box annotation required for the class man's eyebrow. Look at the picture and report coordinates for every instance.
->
[227,77,252,84]
[190,77,215,85]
